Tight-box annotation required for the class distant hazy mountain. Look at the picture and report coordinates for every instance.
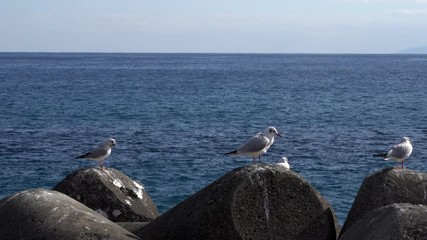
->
[399,46,427,54]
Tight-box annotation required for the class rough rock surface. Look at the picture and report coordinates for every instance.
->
[117,222,149,235]
[339,203,427,240]
[341,167,427,235]
[0,188,140,240]
[53,167,158,222]
[139,163,339,240]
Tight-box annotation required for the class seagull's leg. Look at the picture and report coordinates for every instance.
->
[402,160,404,169]
[258,155,261,163]
[253,157,256,164]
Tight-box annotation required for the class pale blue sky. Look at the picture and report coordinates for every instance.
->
[1,0,427,53]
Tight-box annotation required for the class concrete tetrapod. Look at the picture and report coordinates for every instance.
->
[340,203,427,240]
[340,167,427,236]
[53,167,158,222]
[0,188,140,240]
[138,163,339,240]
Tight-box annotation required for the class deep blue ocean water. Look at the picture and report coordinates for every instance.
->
[1,53,427,225]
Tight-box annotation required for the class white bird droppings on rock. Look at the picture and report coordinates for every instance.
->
[132,181,144,199]
[133,188,143,199]
[113,179,123,188]
[57,213,69,223]
[133,181,145,190]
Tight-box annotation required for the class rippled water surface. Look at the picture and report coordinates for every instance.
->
[1,53,427,225]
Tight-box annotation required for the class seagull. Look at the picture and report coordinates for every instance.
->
[276,156,290,170]
[225,126,282,163]
[77,138,116,168]
[373,137,413,168]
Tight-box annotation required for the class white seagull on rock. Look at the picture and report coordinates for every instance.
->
[77,138,116,168]
[276,156,290,170]
[373,137,413,169]
[225,126,281,164]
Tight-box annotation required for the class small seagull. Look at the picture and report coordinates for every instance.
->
[276,156,290,170]
[77,138,116,168]
[225,126,282,164]
[373,137,413,169]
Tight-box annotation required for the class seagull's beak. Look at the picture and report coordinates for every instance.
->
[276,133,282,137]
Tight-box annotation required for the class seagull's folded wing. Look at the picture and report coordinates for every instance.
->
[84,147,109,159]
[237,134,269,154]
[387,143,410,159]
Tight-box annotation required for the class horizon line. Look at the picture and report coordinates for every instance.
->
[1,51,426,55]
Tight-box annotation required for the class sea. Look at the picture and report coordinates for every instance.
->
[1,53,427,225]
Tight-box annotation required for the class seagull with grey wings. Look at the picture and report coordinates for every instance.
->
[77,138,116,168]
[373,137,413,169]
[226,126,281,164]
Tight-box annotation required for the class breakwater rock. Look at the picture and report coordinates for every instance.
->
[340,203,427,240]
[0,189,140,240]
[340,167,427,236]
[3,164,427,240]
[53,167,158,222]
[138,163,340,240]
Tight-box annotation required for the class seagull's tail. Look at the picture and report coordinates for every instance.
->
[373,152,387,158]
[76,153,88,159]
[225,150,238,155]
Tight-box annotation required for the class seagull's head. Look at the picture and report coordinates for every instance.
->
[280,157,289,163]
[265,126,282,138]
[401,137,411,143]
[102,138,116,148]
